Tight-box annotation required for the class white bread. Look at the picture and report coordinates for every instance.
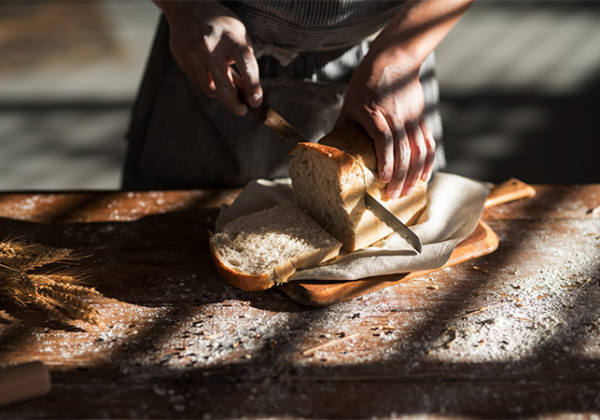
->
[209,201,341,291]
[289,123,428,252]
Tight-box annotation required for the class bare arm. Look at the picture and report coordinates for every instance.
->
[336,0,474,199]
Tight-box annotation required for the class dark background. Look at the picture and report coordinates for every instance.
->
[441,1,600,185]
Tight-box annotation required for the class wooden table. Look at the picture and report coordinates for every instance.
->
[0,186,599,418]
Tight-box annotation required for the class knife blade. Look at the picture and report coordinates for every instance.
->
[231,67,422,252]
[231,66,306,145]
[248,100,307,146]
[364,193,422,253]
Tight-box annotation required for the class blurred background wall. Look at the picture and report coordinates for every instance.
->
[0,0,599,190]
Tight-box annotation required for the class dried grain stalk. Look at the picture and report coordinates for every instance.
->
[0,239,100,324]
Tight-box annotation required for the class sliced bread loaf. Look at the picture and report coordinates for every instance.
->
[209,201,341,291]
[289,123,428,252]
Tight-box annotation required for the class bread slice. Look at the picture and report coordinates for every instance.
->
[289,123,427,252]
[209,201,341,291]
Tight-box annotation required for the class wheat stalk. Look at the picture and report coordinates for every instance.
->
[0,242,75,271]
[0,239,100,324]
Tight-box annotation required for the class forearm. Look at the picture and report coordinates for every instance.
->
[368,0,474,72]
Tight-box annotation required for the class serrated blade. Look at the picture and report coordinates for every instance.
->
[364,192,422,254]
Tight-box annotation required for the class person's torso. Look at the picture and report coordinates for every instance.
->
[220,0,407,51]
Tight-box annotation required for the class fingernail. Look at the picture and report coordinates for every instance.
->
[404,186,415,196]
[381,171,392,183]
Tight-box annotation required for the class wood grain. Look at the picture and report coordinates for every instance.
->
[0,182,599,419]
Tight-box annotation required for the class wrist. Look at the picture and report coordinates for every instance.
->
[361,46,423,87]
[367,27,429,77]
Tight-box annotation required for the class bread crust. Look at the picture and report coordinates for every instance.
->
[319,123,379,176]
[290,123,428,252]
[210,234,342,291]
[291,142,358,178]
[289,141,366,210]
[208,204,342,291]
[208,231,275,291]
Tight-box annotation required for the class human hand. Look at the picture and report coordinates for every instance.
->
[335,54,436,200]
[159,1,262,116]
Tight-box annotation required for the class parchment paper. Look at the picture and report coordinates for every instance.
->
[215,172,490,282]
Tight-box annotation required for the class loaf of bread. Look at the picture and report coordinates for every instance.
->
[209,201,341,291]
[289,123,428,252]
[210,124,427,291]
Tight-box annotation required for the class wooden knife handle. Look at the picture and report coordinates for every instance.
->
[484,178,536,209]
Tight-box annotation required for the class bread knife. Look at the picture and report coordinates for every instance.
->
[363,193,422,253]
[232,69,422,253]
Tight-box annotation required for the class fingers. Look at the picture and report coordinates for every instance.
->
[192,59,217,98]
[400,120,426,197]
[209,58,247,116]
[386,122,410,200]
[166,8,260,117]
[232,43,263,107]
[358,111,394,184]
[420,120,436,182]
[356,112,435,199]
[205,40,261,116]
[386,119,435,199]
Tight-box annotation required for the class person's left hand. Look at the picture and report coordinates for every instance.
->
[335,53,436,200]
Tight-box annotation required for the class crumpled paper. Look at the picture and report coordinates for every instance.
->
[215,172,490,282]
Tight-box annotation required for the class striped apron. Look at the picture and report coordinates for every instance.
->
[123,1,444,189]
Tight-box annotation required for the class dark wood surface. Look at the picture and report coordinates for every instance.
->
[1,185,600,418]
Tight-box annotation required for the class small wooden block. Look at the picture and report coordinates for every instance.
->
[0,361,51,407]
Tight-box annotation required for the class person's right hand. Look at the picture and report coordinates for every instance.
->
[157,0,262,116]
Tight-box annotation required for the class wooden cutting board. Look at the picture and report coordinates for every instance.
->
[278,178,535,306]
